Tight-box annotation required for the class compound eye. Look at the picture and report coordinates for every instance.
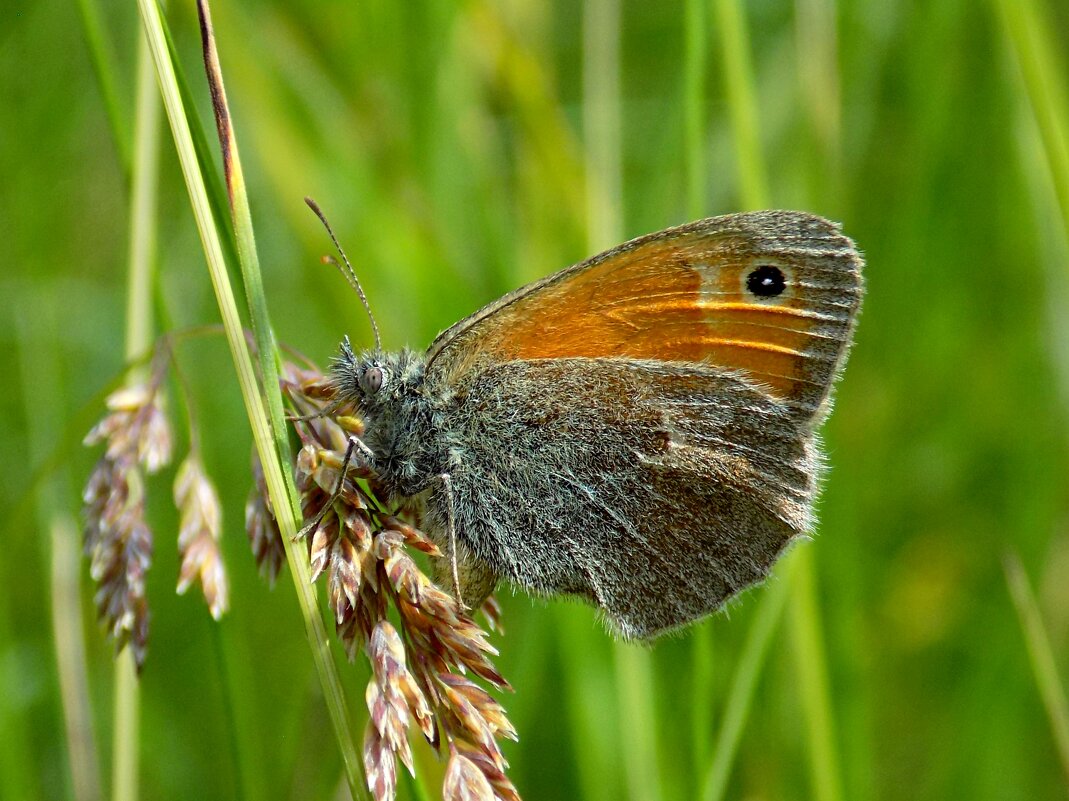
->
[363,366,384,394]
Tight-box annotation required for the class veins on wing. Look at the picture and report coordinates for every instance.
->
[552,468,640,539]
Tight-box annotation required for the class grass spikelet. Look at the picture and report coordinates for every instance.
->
[246,358,522,800]
[82,370,172,669]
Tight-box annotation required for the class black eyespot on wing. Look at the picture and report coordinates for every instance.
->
[746,264,786,297]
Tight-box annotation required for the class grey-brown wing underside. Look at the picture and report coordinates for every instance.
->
[434,357,817,639]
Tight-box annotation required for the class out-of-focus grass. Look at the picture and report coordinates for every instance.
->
[4,1,1069,799]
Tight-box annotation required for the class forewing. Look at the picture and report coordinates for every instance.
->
[427,211,863,424]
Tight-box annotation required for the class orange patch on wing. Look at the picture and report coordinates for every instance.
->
[456,232,824,400]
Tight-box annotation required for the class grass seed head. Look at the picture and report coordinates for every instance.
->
[82,380,174,670]
[174,456,229,619]
[270,359,522,801]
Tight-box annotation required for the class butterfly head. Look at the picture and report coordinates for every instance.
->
[331,337,426,419]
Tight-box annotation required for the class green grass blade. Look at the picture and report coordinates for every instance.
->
[18,285,103,801]
[583,1,664,798]
[558,609,621,801]
[111,27,164,801]
[194,0,298,504]
[51,515,103,801]
[994,0,1069,239]
[73,0,131,179]
[995,0,1069,781]
[133,1,367,797]
[701,571,790,801]
[112,656,139,801]
[789,546,844,801]
[125,35,161,365]
[583,0,624,254]
[711,5,846,799]
[713,0,767,210]
[158,12,241,272]
[1004,554,1069,784]
[684,0,709,218]
[684,2,716,782]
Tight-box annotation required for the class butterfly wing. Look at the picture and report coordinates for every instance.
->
[427,211,863,425]
[430,357,815,638]
[422,211,863,636]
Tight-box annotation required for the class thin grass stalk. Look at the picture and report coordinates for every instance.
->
[1004,554,1069,784]
[112,657,139,801]
[194,4,368,796]
[195,0,296,487]
[789,546,843,801]
[701,3,790,796]
[713,0,767,211]
[206,626,248,801]
[18,293,101,799]
[0,600,34,799]
[74,0,131,178]
[583,1,664,799]
[994,0,1069,240]
[613,643,662,801]
[711,5,844,798]
[996,5,1069,777]
[16,285,100,801]
[684,0,709,219]
[700,571,790,801]
[9,294,64,800]
[568,4,624,799]
[132,2,366,797]
[583,0,623,254]
[111,30,162,801]
[557,611,619,801]
[158,17,241,272]
[126,37,161,366]
[789,3,846,797]
[51,515,103,801]
[684,0,716,781]
[794,0,842,190]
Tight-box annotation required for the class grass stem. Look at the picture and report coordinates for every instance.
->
[789,546,843,801]
[112,653,139,801]
[713,0,768,210]
[51,516,103,801]
[1004,554,1069,784]
[701,571,790,801]
[110,26,163,801]
[134,1,366,796]
[74,0,131,178]
[684,3,716,781]
[584,1,665,798]
[684,0,709,218]
[994,0,1069,240]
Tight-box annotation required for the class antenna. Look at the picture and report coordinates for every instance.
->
[304,197,382,351]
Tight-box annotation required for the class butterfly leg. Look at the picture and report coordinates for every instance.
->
[438,472,466,610]
[298,434,375,540]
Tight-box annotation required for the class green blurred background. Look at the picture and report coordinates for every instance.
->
[4,0,1069,799]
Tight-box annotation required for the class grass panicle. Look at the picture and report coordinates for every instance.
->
[265,360,520,801]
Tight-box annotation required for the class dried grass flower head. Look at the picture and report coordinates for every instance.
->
[82,353,230,668]
[251,359,522,801]
[174,456,229,619]
[82,379,172,669]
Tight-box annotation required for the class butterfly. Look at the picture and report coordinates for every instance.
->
[327,209,863,639]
